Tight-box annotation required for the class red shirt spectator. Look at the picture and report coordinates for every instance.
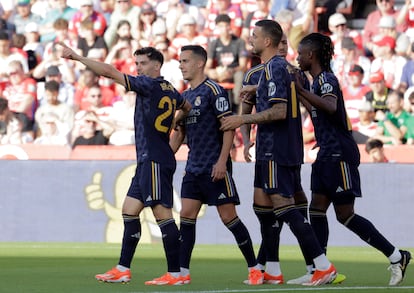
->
[3,61,37,121]
[205,0,243,37]
[69,0,107,38]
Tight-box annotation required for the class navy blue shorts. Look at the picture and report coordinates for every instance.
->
[181,172,240,206]
[127,160,176,208]
[254,160,302,197]
[311,160,361,202]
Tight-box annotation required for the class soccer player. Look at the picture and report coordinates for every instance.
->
[171,45,262,285]
[59,43,192,285]
[220,20,337,286]
[293,32,411,286]
[240,33,311,284]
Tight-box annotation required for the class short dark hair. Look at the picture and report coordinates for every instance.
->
[181,45,207,63]
[45,80,60,93]
[365,138,384,153]
[255,19,283,47]
[0,30,9,41]
[215,14,231,24]
[133,47,163,66]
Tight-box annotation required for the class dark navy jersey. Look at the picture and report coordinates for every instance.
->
[242,63,264,105]
[310,72,360,164]
[125,74,185,164]
[183,78,233,175]
[255,56,303,166]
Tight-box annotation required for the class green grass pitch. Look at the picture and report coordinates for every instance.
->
[1,243,413,293]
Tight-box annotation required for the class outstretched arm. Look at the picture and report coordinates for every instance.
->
[59,42,126,87]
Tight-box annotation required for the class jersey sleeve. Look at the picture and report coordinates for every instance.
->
[264,61,288,104]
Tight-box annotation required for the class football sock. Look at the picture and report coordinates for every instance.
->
[343,213,395,257]
[116,264,129,272]
[254,204,282,263]
[265,261,282,276]
[309,208,329,254]
[389,248,402,263]
[225,217,257,267]
[275,205,324,261]
[296,201,313,267]
[157,218,180,273]
[119,214,141,268]
[179,217,196,270]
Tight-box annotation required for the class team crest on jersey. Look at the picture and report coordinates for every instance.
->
[215,96,229,112]
[268,82,276,96]
[320,82,333,94]
[195,96,201,106]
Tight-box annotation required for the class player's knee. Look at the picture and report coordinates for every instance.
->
[338,213,355,225]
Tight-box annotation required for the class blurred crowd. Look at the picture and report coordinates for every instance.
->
[0,0,414,149]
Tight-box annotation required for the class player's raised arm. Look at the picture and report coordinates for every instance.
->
[58,42,126,87]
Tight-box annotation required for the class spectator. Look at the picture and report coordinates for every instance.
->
[71,110,114,148]
[365,138,388,163]
[23,22,44,69]
[374,91,411,145]
[397,0,414,42]
[34,80,74,137]
[0,30,29,79]
[104,37,137,76]
[0,0,15,21]
[332,37,371,87]
[69,0,107,40]
[154,38,185,92]
[352,100,378,144]
[73,68,114,112]
[170,13,208,59]
[77,18,108,60]
[32,42,76,85]
[286,0,315,51]
[343,64,371,126]
[36,65,75,108]
[205,14,248,113]
[397,42,414,92]
[2,60,37,127]
[103,0,140,48]
[378,15,398,40]
[274,9,296,63]
[0,97,33,144]
[33,112,70,146]
[363,0,406,55]
[136,2,164,48]
[99,0,115,23]
[364,71,392,119]
[328,13,362,58]
[241,0,272,45]
[204,0,243,38]
[14,0,42,35]
[38,0,77,44]
[370,35,400,89]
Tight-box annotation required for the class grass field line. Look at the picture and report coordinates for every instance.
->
[120,287,414,293]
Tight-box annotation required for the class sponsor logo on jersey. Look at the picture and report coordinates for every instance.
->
[215,96,229,112]
[268,81,276,96]
[321,82,333,94]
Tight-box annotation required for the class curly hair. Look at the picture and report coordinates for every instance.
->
[300,33,334,72]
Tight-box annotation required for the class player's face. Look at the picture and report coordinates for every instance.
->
[179,50,197,81]
[296,43,312,72]
[135,54,157,77]
[277,34,288,58]
[250,26,266,56]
